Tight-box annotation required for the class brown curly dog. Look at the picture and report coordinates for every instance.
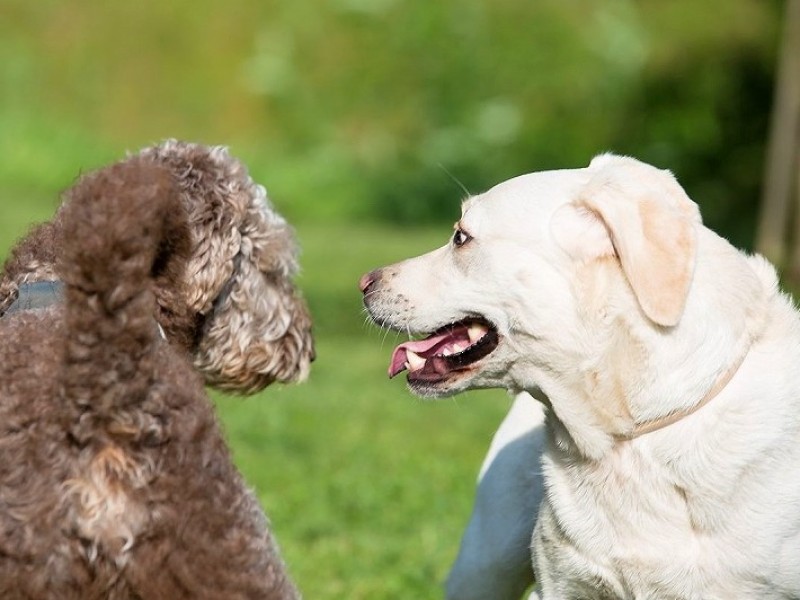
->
[0,141,314,599]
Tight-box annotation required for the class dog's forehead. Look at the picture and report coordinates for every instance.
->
[461,168,588,233]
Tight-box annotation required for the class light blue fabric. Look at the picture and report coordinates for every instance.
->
[4,281,64,315]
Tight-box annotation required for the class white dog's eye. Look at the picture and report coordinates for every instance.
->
[453,228,472,248]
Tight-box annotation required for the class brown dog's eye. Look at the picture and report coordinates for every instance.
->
[453,228,472,247]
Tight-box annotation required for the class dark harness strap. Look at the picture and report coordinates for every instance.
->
[4,281,64,315]
[2,279,167,340]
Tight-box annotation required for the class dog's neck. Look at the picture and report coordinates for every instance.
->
[616,343,750,440]
[3,279,168,341]
[533,324,760,460]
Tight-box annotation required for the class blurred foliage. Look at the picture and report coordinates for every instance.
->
[0,0,783,248]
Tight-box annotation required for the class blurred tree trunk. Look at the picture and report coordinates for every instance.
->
[756,0,800,275]
[788,153,800,282]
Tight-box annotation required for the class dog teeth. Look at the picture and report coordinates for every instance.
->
[468,323,488,343]
[406,350,426,371]
[440,342,468,357]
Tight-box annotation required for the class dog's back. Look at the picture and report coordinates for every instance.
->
[0,160,298,599]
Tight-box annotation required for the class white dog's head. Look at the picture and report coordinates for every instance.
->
[362,154,770,455]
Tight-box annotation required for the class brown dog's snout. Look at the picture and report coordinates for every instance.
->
[359,269,380,295]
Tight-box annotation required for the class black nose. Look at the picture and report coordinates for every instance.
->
[359,270,379,294]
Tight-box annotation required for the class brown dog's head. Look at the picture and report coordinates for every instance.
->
[139,140,314,393]
[0,140,314,395]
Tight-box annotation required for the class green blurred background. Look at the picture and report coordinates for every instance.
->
[0,1,784,598]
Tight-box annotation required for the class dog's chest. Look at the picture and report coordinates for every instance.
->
[536,435,800,599]
[536,447,727,599]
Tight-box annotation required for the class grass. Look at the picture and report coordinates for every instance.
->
[220,221,513,598]
[0,206,512,599]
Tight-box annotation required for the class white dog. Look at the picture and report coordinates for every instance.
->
[360,154,800,599]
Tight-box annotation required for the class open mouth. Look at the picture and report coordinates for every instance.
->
[388,318,500,383]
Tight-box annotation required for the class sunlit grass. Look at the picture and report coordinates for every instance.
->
[215,336,510,599]
[212,221,512,599]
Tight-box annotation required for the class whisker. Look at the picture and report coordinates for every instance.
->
[438,163,471,198]
[380,326,394,348]
[360,312,375,331]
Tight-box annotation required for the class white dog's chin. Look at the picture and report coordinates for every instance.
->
[386,316,500,397]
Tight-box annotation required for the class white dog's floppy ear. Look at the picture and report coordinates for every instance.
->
[554,155,700,327]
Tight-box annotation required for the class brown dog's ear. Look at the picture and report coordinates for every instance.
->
[556,154,700,327]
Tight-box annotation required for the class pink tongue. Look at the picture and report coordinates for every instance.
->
[389,332,453,378]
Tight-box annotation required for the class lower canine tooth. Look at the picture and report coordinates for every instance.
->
[407,350,426,371]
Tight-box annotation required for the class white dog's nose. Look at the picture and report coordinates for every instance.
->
[359,270,378,294]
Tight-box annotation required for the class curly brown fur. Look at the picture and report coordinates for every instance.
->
[1,140,314,390]
[0,144,314,598]
[137,141,313,392]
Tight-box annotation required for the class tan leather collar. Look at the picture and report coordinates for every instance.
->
[617,346,750,440]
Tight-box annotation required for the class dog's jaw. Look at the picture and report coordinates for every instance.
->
[363,285,512,397]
